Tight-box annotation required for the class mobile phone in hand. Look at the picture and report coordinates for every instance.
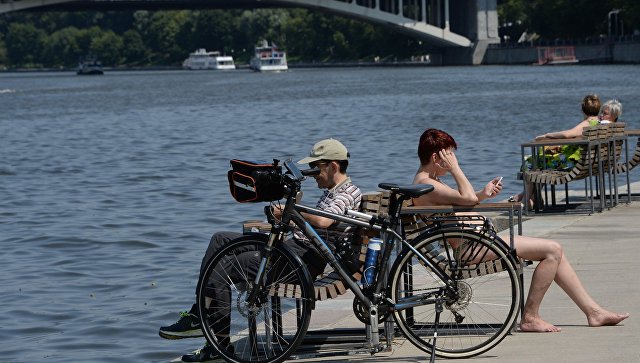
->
[494,177,503,184]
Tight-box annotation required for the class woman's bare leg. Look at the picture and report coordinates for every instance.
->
[514,235,563,332]
[553,254,629,326]
[515,236,629,332]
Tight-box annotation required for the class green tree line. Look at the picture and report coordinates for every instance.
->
[1,1,639,68]
[0,9,429,68]
[498,0,639,41]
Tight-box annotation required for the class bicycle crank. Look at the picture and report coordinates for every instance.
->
[353,297,391,325]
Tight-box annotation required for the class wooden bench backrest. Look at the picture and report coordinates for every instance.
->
[575,124,624,177]
[618,134,640,173]
[309,191,391,301]
[311,191,448,300]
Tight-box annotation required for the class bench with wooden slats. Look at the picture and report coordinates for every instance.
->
[617,129,640,174]
[522,124,626,212]
[523,124,623,186]
[248,192,523,301]
[307,191,391,301]
[401,201,525,276]
[243,191,384,301]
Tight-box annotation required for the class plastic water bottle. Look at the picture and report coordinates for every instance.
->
[361,237,382,286]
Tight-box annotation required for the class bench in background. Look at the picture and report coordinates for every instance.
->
[521,124,626,214]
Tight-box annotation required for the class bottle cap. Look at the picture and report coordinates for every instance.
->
[368,238,382,250]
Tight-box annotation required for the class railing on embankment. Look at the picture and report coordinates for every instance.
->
[484,37,640,65]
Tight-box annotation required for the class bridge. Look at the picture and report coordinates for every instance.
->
[0,0,499,65]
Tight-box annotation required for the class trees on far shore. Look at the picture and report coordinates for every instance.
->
[0,1,638,68]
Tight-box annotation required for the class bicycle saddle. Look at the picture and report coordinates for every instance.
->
[378,183,434,198]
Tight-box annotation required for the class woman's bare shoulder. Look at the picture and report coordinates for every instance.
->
[413,171,434,184]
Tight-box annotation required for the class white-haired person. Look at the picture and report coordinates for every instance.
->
[599,99,622,123]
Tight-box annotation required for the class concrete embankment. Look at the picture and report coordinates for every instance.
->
[484,41,640,65]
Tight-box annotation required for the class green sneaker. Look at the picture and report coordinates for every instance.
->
[181,342,221,362]
[159,305,203,339]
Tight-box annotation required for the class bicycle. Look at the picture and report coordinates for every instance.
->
[196,159,522,363]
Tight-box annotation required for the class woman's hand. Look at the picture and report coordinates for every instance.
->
[479,177,502,200]
[535,133,549,140]
[437,149,460,171]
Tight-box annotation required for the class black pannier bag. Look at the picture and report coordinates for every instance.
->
[227,159,284,203]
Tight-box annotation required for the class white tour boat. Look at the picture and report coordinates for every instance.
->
[182,49,236,70]
[249,40,288,72]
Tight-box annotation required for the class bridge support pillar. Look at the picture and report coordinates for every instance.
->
[444,0,499,65]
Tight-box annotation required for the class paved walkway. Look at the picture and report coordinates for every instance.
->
[297,190,639,362]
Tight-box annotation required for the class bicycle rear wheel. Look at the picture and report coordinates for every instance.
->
[196,236,314,363]
[389,229,521,359]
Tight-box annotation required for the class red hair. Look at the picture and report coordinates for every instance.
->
[418,129,458,165]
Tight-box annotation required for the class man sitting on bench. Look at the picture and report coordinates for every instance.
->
[158,138,362,362]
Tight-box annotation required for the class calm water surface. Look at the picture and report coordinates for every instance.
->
[1,66,639,362]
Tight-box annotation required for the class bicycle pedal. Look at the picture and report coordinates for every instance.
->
[523,259,534,267]
[369,343,388,355]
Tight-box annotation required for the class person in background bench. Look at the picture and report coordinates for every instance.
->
[599,99,623,123]
[535,94,602,140]
[511,94,603,206]
[413,128,629,333]
[159,138,362,362]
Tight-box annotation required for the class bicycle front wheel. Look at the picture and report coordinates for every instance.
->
[389,229,521,359]
[196,236,314,363]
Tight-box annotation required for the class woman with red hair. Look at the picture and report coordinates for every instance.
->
[412,128,629,332]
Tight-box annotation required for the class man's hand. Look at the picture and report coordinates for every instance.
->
[271,205,283,219]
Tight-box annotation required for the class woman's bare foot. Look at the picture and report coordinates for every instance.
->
[587,309,630,327]
[520,317,561,332]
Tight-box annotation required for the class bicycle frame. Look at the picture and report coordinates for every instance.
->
[291,203,455,308]
[249,160,458,323]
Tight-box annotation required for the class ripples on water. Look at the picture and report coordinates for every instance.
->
[1,66,639,361]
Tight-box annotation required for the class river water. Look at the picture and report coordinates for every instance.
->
[1,65,639,362]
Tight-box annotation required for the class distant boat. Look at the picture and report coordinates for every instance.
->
[182,48,236,70]
[536,46,579,65]
[250,40,288,72]
[77,56,103,75]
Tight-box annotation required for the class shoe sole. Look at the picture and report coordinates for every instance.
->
[158,329,203,340]
[181,353,220,363]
